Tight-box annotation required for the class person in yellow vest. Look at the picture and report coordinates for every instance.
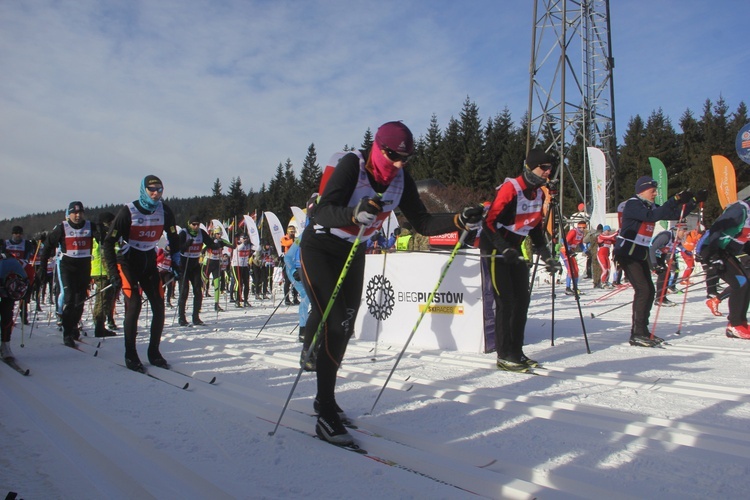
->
[395,226,412,251]
[91,212,117,337]
[395,222,430,251]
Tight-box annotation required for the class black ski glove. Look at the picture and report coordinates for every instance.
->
[707,258,725,274]
[109,273,122,289]
[693,189,708,203]
[353,196,383,226]
[652,263,666,274]
[502,248,519,265]
[544,257,562,274]
[673,190,693,205]
[458,205,484,231]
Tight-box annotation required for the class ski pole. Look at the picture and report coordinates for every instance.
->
[551,201,590,353]
[269,223,368,437]
[255,289,292,339]
[369,230,469,415]
[651,206,687,338]
[675,274,694,335]
[74,284,113,307]
[589,276,707,319]
[172,256,191,326]
[584,283,632,305]
[527,253,541,295]
[371,217,395,361]
[20,300,26,348]
[28,305,39,339]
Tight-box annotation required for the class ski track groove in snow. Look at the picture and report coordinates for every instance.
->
[3,283,750,499]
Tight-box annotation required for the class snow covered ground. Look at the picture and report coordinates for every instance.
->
[2,276,749,499]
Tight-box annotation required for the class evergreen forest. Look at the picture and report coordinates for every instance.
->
[2,95,747,240]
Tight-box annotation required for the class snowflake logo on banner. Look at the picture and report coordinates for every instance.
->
[365,274,395,321]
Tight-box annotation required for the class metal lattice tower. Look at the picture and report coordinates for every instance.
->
[526,0,618,211]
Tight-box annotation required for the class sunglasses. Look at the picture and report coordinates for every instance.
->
[190,222,200,226]
[538,163,553,172]
[147,186,164,193]
[382,147,412,164]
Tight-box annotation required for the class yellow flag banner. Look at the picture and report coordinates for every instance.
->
[712,155,737,209]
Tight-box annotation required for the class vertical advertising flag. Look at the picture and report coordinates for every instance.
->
[242,214,261,248]
[712,155,737,208]
[290,206,307,233]
[586,147,607,229]
[736,123,750,166]
[649,157,669,229]
[210,219,231,245]
[263,211,285,256]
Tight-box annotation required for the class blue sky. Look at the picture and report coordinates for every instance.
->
[1,0,747,220]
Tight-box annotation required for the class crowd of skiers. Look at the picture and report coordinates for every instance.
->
[2,120,748,446]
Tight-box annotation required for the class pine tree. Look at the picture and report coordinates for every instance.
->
[361,128,374,151]
[299,143,322,199]
[482,109,527,201]
[408,114,442,181]
[210,178,224,219]
[643,109,681,194]
[618,115,648,198]
[457,97,488,189]
[283,158,299,221]
[225,177,247,221]
[436,118,462,185]
[267,163,286,218]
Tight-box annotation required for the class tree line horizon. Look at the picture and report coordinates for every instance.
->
[2,94,747,239]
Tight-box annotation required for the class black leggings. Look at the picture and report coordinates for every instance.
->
[117,254,165,360]
[300,237,365,405]
[619,257,655,337]
[484,250,531,359]
[178,259,203,321]
[59,259,90,338]
[717,253,750,327]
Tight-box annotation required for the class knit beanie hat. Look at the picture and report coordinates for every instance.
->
[525,149,555,170]
[635,176,657,193]
[374,121,414,155]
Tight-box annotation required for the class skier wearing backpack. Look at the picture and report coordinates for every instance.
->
[299,121,483,445]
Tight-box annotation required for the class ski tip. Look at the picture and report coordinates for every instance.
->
[23,369,30,376]
[182,382,189,390]
[208,376,217,384]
